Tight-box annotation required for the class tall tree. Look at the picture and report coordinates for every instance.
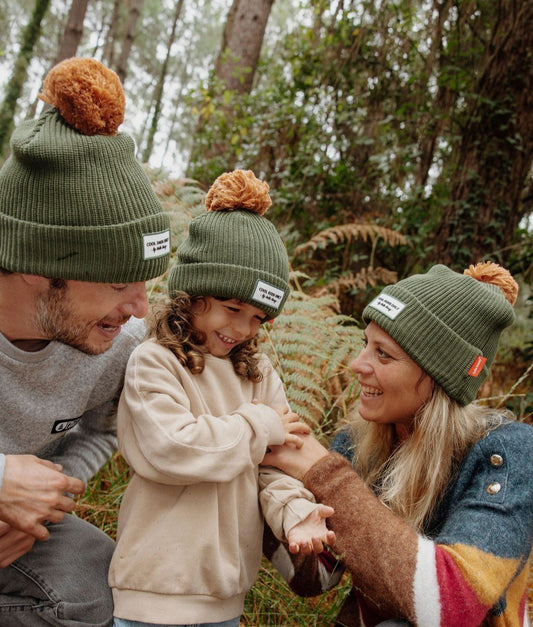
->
[431,0,533,267]
[52,0,90,65]
[101,0,121,67]
[215,0,274,94]
[0,0,51,158]
[188,0,275,178]
[141,0,184,163]
[115,0,144,84]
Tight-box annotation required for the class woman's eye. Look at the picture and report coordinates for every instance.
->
[377,347,391,359]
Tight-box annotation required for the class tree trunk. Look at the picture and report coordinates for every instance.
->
[188,0,274,179]
[102,0,121,67]
[215,0,274,94]
[0,0,51,159]
[141,0,184,163]
[115,0,144,84]
[53,0,90,65]
[431,0,533,268]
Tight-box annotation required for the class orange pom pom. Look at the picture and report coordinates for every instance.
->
[39,57,125,136]
[205,170,272,215]
[464,261,518,305]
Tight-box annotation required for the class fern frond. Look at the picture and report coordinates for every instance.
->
[261,291,361,435]
[294,223,407,258]
[326,267,399,295]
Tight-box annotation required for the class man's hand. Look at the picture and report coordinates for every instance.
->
[0,521,35,567]
[287,504,336,555]
[0,455,85,541]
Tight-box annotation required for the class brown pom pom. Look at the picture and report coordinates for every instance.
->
[205,170,272,215]
[464,261,518,305]
[38,58,125,136]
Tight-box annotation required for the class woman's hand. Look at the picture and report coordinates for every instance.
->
[262,433,330,480]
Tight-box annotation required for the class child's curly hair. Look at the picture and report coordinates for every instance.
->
[151,292,264,382]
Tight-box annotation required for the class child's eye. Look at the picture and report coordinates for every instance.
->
[225,306,240,313]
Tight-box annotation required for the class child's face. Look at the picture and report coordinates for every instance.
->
[191,297,267,357]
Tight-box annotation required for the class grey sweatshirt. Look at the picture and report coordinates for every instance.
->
[0,316,146,486]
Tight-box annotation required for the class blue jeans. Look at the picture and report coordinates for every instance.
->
[0,514,114,626]
[113,618,241,627]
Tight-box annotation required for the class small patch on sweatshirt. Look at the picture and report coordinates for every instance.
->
[252,280,285,310]
[51,417,82,434]
[368,294,406,320]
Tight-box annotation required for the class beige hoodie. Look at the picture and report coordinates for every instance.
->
[109,339,316,624]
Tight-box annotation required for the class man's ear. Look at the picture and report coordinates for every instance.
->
[19,274,51,289]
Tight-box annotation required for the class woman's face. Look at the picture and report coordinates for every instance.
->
[350,321,433,437]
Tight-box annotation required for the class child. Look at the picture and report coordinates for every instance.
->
[109,170,336,627]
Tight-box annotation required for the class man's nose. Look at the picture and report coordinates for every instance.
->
[119,282,149,318]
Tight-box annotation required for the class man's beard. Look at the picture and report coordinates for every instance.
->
[34,281,105,355]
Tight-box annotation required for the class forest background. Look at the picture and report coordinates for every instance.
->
[1,0,532,623]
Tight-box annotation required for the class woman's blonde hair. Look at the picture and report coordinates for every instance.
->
[350,385,505,531]
[150,291,263,382]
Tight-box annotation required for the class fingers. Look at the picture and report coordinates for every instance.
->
[326,530,337,545]
[0,455,85,538]
[316,504,335,518]
[283,433,304,449]
[289,536,326,556]
[284,421,311,435]
[0,526,36,568]
[61,475,86,496]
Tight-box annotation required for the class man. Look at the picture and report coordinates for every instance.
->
[0,58,171,625]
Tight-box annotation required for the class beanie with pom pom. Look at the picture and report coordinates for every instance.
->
[0,57,170,283]
[168,169,289,319]
[362,262,518,405]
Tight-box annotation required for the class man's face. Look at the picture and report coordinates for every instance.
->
[34,279,148,355]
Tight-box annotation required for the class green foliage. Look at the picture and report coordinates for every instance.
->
[0,0,50,157]
[243,558,351,626]
[261,290,361,433]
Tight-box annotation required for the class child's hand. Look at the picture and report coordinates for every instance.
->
[273,406,310,449]
[287,504,336,555]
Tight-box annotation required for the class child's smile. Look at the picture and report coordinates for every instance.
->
[192,297,267,357]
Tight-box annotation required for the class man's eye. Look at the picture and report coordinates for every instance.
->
[111,284,128,292]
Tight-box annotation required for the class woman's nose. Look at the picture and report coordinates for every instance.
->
[349,350,371,374]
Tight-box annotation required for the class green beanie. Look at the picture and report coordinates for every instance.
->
[168,170,289,319]
[0,58,170,283]
[363,263,517,406]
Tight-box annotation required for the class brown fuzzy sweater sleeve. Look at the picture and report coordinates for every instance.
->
[304,453,419,622]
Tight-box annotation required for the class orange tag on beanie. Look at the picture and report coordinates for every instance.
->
[468,355,487,377]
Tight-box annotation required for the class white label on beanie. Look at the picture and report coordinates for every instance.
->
[369,294,406,320]
[143,230,171,259]
[252,280,285,310]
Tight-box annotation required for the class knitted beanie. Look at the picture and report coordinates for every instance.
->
[168,170,289,319]
[0,57,170,283]
[363,262,518,406]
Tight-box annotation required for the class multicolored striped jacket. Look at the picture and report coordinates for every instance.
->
[263,419,533,626]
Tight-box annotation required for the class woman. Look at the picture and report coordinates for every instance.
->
[263,262,533,626]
